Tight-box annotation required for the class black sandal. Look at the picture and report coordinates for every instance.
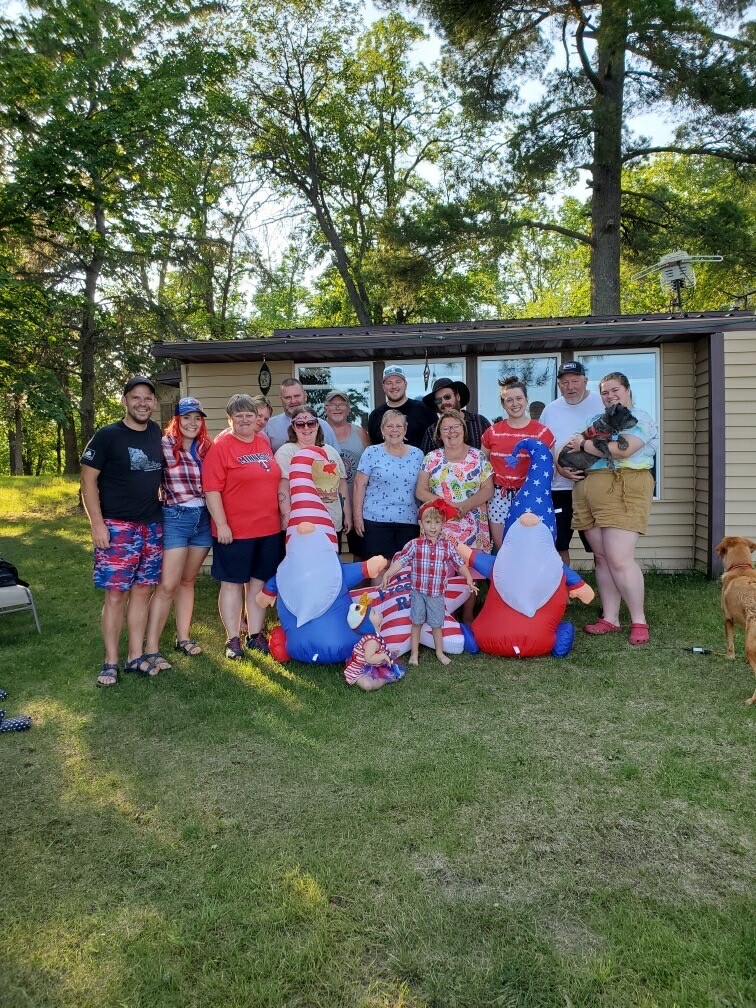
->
[124,655,158,678]
[175,639,202,656]
[96,663,120,688]
[144,651,172,671]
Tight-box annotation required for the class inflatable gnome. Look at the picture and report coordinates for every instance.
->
[460,438,594,658]
[256,446,387,663]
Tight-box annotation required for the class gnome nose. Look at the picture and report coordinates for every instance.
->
[519,513,540,528]
[298,522,315,534]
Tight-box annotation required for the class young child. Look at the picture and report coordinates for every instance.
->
[343,593,406,691]
[380,500,476,666]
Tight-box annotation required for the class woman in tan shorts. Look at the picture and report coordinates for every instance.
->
[560,372,658,645]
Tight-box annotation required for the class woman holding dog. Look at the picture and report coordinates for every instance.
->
[561,372,658,645]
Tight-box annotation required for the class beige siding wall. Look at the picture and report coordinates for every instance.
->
[693,338,710,571]
[723,329,756,538]
[184,347,704,571]
[181,361,294,436]
[570,342,697,571]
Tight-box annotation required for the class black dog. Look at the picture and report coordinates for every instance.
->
[557,404,637,472]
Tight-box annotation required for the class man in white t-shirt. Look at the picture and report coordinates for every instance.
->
[540,361,604,564]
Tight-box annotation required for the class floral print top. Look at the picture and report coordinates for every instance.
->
[421,447,494,552]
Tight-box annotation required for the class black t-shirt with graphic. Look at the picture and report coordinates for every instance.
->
[80,420,164,524]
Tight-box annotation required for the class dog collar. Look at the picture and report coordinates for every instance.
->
[725,563,753,572]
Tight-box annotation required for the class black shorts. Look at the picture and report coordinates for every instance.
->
[552,490,591,554]
[339,527,365,560]
[363,520,418,562]
[211,533,283,584]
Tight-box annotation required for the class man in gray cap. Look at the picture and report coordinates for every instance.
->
[420,376,490,453]
[367,365,436,449]
[540,361,603,563]
[80,376,164,687]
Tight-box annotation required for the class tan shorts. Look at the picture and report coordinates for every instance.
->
[571,469,654,535]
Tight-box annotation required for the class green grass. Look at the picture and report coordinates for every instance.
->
[1,477,753,1008]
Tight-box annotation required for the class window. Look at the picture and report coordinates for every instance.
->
[296,364,372,427]
[577,349,660,495]
[383,359,465,403]
[575,351,659,423]
[477,355,559,423]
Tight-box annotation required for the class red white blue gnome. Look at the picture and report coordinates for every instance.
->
[458,437,594,658]
[256,446,387,663]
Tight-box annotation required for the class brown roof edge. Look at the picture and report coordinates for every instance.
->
[151,312,756,364]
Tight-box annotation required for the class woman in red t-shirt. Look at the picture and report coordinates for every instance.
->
[481,376,555,549]
[202,395,284,660]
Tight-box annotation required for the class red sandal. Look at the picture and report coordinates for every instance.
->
[629,623,650,645]
[585,618,622,635]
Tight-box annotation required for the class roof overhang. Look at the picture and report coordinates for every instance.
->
[152,311,756,364]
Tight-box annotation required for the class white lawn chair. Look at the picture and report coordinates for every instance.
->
[0,584,41,633]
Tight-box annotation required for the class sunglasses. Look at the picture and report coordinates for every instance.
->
[293,419,318,430]
[434,393,455,403]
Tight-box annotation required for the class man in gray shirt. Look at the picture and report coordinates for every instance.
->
[265,378,339,453]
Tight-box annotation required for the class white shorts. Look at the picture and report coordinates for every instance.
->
[488,487,517,525]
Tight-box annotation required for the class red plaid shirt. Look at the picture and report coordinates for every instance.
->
[393,535,464,597]
[162,435,205,506]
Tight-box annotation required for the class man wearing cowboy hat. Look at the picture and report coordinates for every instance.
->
[367,365,436,449]
[420,377,491,453]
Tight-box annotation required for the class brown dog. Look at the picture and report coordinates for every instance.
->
[715,536,756,704]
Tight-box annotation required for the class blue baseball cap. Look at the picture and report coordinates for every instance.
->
[382,365,406,380]
[175,396,207,417]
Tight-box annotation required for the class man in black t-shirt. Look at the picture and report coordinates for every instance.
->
[80,377,164,687]
[367,365,437,450]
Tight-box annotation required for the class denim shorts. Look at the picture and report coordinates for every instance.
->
[162,504,212,550]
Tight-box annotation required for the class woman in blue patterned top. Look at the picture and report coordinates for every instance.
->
[352,409,424,578]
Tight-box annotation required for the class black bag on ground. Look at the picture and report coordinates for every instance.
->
[0,558,28,588]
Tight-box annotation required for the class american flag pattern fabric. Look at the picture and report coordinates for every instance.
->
[502,438,558,540]
[350,572,471,657]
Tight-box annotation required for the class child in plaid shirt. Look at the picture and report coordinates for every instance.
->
[380,500,476,666]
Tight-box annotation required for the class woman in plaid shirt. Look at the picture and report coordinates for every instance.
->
[145,398,213,665]
[380,500,476,667]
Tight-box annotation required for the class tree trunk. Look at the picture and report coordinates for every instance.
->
[589,1,628,316]
[10,401,24,475]
[79,199,106,448]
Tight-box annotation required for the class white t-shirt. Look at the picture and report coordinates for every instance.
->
[539,391,604,491]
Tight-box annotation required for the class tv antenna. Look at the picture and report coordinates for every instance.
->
[632,251,723,311]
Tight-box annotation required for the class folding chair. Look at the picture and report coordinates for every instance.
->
[0,584,41,633]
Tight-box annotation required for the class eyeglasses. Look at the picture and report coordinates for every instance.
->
[293,420,318,430]
[434,393,455,404]
[440,426,464,435]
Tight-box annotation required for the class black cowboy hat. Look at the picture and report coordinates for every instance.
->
[422,377,470,411]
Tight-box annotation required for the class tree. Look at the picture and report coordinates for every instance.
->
[0,0,218,451]
[223,0,490,324]
[393,0,755,314]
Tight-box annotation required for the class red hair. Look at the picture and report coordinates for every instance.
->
[164,415,212,465]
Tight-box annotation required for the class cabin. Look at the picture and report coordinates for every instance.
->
[152,310,756,577]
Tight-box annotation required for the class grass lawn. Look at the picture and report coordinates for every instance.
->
[1,476,753,1008]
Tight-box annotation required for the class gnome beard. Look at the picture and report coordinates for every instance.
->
[277,526,344,627]
[493,517,563,618]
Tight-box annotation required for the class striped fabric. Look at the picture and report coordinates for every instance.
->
[286,445,339,548]
[350,572,470,657]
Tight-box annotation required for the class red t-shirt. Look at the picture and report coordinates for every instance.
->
[202,433,282,538]
[481,420,555,490]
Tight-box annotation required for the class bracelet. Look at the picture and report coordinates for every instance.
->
[580,438,587,451]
